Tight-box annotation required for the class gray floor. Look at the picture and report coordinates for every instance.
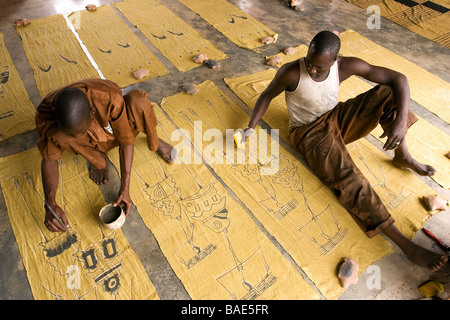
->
[0,0,449,300]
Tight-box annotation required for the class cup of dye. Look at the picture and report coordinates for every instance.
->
[99,203,125,230]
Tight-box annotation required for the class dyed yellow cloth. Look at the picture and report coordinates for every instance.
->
[67,5,168,88]
[108,110,321,300]
[340,30,450,124]
[0,33,35,141]
[178,0,278,50]
[159,80,394,300]
[0,148,158,300]
[114,0,227,72]
[225,73,441,239]
[15,14,99,98]
[347,0,450,49]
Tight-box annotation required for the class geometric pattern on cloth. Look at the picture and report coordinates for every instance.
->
[347,0,450,48]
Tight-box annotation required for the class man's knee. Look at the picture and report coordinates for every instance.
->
[124,90,150,107]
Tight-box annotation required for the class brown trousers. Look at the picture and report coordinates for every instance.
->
[290,85,418,237]
[124,90,160,152]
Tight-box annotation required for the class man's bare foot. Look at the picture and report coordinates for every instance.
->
[90,165,109,184]
[383,224,447,272]
[403,242,448,272]
[157,139,175,164]
[392,156,436,176]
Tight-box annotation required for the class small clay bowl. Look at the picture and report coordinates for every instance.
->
[99,204,125,230]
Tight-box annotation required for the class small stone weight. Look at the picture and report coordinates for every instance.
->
[338,258,359,289]
[204,59,220,69]
[183,83,199,95]
[85,4,97,11]
[132,69,150,80]
[15,18,32,27]
[283,47,297,55]
[261,36,275,44]
[193,53,208,64]
[267,56,282,66]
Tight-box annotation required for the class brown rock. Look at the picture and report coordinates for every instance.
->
[132,69,150,80]
[338,258,359,289]
[204,59,220,69]
[267,56,282,66]
[422,195,449,211]
[14,19,32,27]
[283,47,297,55]
[85,4,97,11]
[261,36,275,45]
[193,53,208,64]
[183,83,199,95]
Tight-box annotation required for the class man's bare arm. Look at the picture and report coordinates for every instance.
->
[113,144,134,217]
[41,159,69,232]
[247,61,299,129]
[339,56,410,150]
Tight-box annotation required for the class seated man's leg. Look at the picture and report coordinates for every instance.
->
[124,90,174,163]
[291,118,394,237]
[337,84,434,176]
[290,85,446,270]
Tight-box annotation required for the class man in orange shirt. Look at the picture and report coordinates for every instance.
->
[36,79,174,232]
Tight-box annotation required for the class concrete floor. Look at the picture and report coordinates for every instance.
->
[0,0,449,300]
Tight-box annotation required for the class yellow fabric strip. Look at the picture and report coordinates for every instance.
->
[178,0,278,50]
[0,148,158,300]
[114,0,228,72]
[339,30,450,123]
[107,111,321,300]
[0,33,35,141]
[15,14,99,98]
[67,5,168,88]
[160,80,394,300]
[347,0,450,48]
[225,72,441,239]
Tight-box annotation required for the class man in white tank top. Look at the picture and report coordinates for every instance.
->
[243,31,446,272]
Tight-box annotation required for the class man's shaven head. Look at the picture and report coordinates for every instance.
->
[53,87,91,133]
[309,30,341,59]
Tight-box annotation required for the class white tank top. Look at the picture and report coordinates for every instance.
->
[285,58,339,130]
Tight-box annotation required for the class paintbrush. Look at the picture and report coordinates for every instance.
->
[422,228,450,253]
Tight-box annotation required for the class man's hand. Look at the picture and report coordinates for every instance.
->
[380,117,406,151]
[44,202,69,232]
[114,189,133,217]
[243,127,254,143]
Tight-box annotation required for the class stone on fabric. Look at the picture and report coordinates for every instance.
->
[132,69,150,80]
[283,47,297,55]
[193,53,208,64]
[261,36,275,45]
[267,56,282,66]
[422,195,449,211]
[338,258,359,289]
[86,4,97,11]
